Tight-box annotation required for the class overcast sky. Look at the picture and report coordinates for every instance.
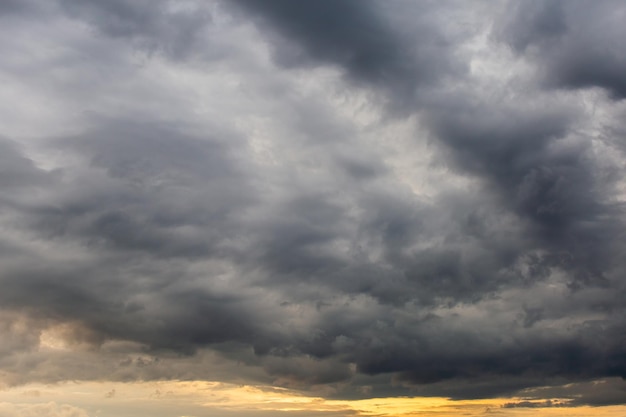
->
[1,1,626,416]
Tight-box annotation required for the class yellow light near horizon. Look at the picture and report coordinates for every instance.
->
[1,380,625,417]
[329,395,499,417]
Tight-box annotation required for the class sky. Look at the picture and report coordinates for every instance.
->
[1,0,626,416]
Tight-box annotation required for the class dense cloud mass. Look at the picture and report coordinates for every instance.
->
[1,0,626,406]
[499,0,626,99]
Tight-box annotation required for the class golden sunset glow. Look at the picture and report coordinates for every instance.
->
[2,380,626,417]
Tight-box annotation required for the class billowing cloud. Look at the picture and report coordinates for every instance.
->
[0,0,625,410]
[499,0,626,99]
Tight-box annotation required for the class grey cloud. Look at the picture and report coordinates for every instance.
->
[262,355,353,387]
[0,255,260,356]
[351,317,626,399]
[0,138,53,189]
[0,313,43,358]
[59,0,212,59]
[229,0,460,109]
[499,0,626,99]
[424,94,624,289]
[502,399,569,408]
[231,0,626,293]
[0,0,32,15]
[29,119,253,259]
[517,377,626,407]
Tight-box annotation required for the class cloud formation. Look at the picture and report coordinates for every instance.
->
[0,0,625,407]
[499,0,626,99]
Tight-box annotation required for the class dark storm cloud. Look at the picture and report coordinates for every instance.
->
[230,0,459,108]
[218,0,626,398]
[232,0,625,287]
[30,119,252,259]
[1,0,626,405]
[390,329,626,383]
[516,377,626,407]
[424,95,623,289]
[499,0,626,99]
[0,117,269,353]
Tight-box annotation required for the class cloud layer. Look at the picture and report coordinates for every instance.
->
[1,0,625,405]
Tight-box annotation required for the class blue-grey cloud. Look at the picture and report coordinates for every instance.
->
[499,0,626,99]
